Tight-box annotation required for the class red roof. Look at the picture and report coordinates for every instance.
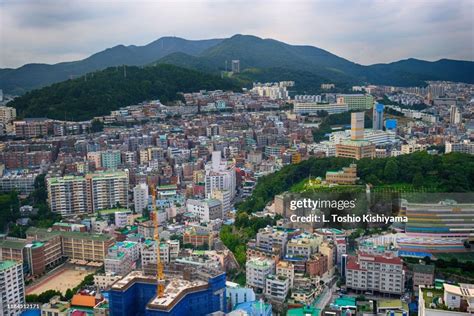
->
[346,257,361,270]
[358,252,402,265]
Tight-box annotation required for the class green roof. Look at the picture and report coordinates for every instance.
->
[287,307,320,316]
[0,260,19,271]
[334,296,357,308]
[27,226,112,242]
[0,239,27,249]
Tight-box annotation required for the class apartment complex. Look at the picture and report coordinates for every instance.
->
[47,170,129,214]
[0,260,25,316]
[346,252,405,295]
[14,119,48,138]
[47,175,89,215]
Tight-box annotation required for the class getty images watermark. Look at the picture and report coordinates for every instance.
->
[288,198,407,224]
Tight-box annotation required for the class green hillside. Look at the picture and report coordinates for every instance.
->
[8,64,240,121]
[0,37,223,95]
[237,152,474,214]
[156,35,474,91]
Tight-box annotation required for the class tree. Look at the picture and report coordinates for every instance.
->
[90,119,104,133]
[412,172,424,188]
[383,159,399,183]
[64,288,74,300]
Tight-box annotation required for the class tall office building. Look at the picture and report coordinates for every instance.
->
[351,112,365,140]
[0,260,25,316]
[373,103,384,130]
[133,183,149,213]
[231,60,240,73]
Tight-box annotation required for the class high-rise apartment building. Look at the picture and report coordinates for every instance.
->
[47,171,129,214]
[47,175,89,215]
[133,183,149,213]
[449,105,461,125]
[86,171,128,211]
[0,260,25,316]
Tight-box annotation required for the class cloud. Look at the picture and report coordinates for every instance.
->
[0,0,473,68]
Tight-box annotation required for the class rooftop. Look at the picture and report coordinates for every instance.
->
[0,239,27,249]
[0,260,19,271]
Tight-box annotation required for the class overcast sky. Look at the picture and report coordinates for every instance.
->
[1,0,473,68]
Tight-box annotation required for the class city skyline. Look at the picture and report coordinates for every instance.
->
[1,0,473,68]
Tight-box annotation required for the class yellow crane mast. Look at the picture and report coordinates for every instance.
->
[151,187,165,298]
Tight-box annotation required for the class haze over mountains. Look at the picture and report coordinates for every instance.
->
[1,34,473,95]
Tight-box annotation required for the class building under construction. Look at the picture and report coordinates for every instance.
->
[108,267,226,315]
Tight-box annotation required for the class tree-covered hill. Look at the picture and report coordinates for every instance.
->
[156,35,474,91]
[0,37,223,95]
[8,64,241,121]
[237,152,474,214]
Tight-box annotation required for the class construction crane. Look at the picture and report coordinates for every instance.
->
[151,187,165,298]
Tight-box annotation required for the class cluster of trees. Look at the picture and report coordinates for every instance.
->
[26,289,62,304]
[1,174,60,237]
[220,214,276,266]
[9,64,241,121]
[237,152,474,215]
[0,192,20,234]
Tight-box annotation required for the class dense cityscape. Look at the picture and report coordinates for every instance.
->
[2,0,474,314]
[0,73,473,316]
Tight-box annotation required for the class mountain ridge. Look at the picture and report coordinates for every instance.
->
[0,37,224,94]
[1,34,473,94]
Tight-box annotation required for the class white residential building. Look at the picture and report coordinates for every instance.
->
[205,151,236,198]
[186,198,223,222]
[346,252,405,295]
[94,272,123,290]
[0,260,25,316]
[265,274,290,302]
[246,258,275,290]
[133,183,149,213]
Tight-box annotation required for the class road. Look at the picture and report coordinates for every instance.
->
[313,277,338,309]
